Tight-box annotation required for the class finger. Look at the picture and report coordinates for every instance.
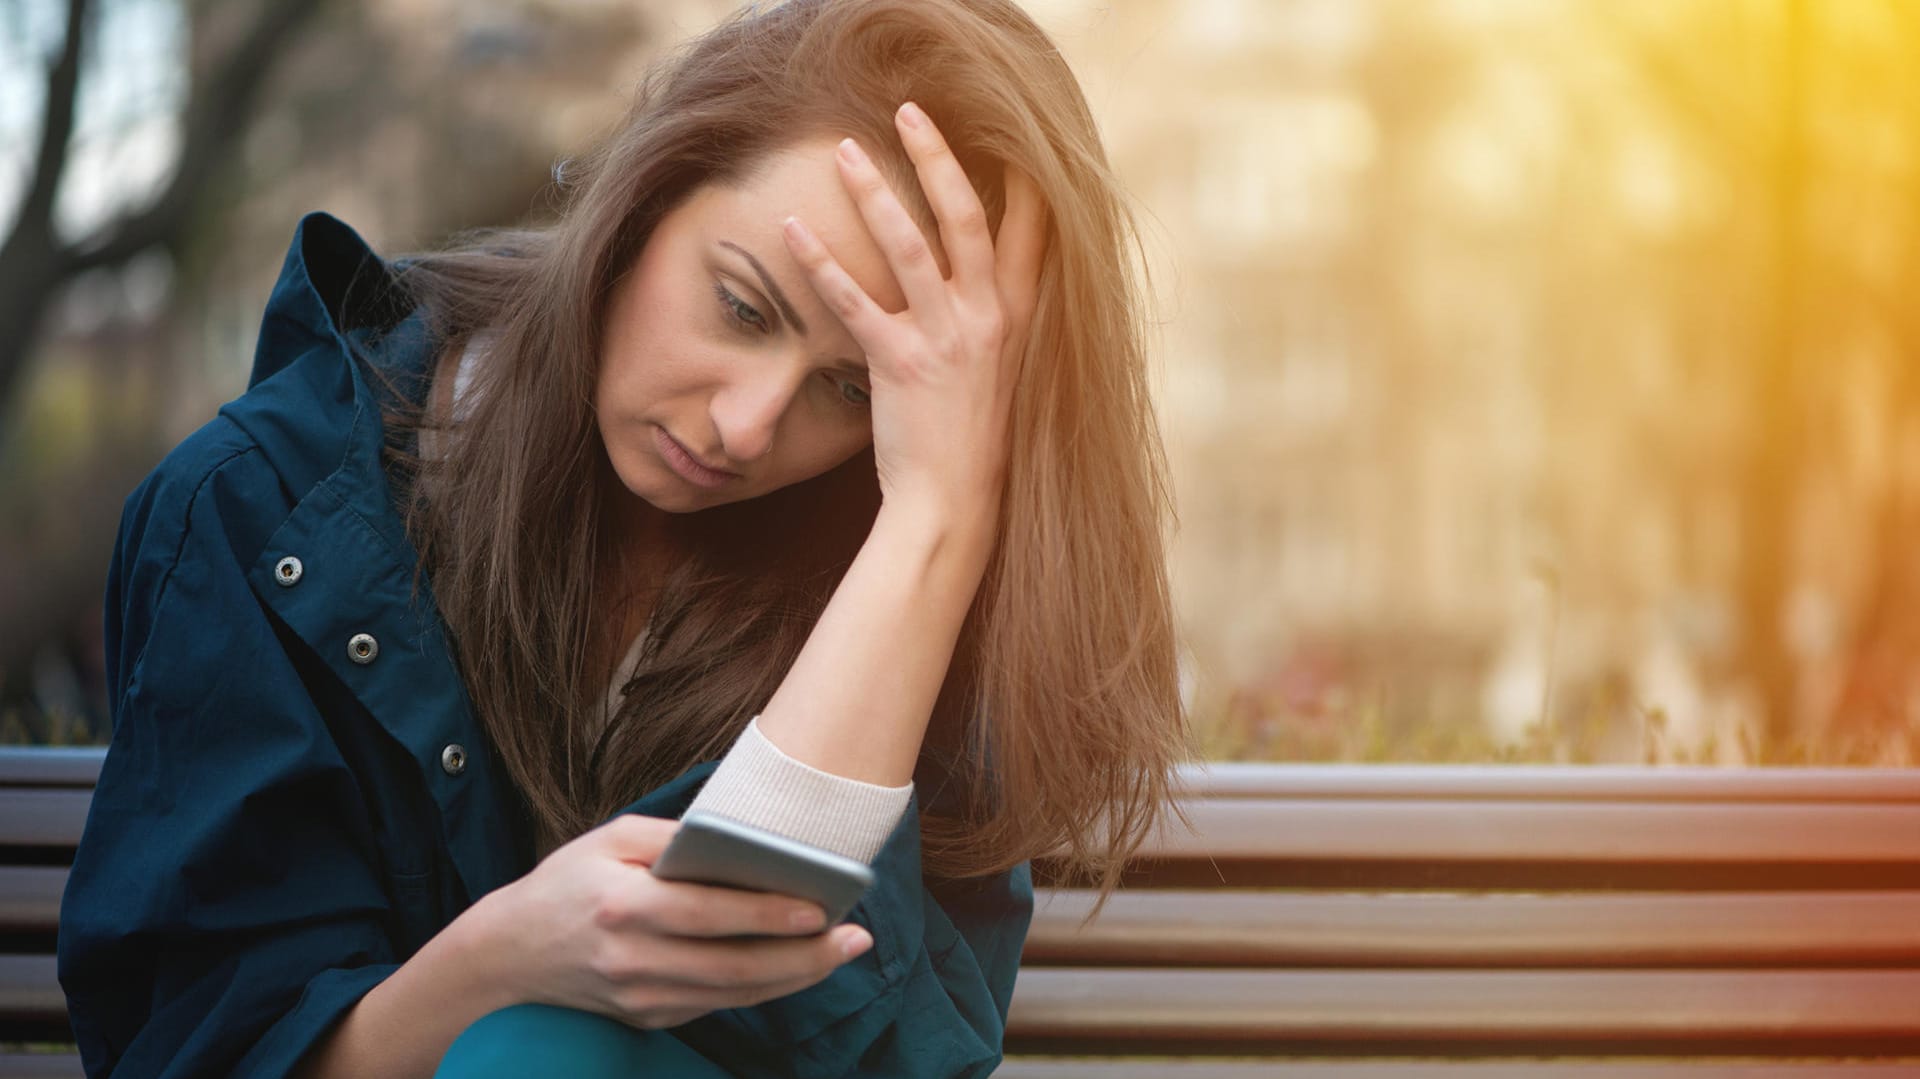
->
[895,102,996,301]
[781,214,903,358]
[594,813,678,865]
[729,965,853,1008]
[640,924,869,991]
[833,137,955,338]
[993,162,1049,336]
[626,961,846,1026]
[635,874,830,938]
[615,958,849,1029]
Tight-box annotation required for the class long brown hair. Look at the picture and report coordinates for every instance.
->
[374,0,1188,896]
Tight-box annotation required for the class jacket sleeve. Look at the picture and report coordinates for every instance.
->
[59,435,404,1078]
[618,769,1036,1079]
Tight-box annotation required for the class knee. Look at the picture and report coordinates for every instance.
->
[433,1003,651,1079]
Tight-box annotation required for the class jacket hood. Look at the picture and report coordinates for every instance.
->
[221,213,434,553]
[248,211,421,390]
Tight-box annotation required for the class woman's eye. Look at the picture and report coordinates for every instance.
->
[713,283,767,333]
[832,375,871,410]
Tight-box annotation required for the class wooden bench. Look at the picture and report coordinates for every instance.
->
[7,749,1920,1076]
[1,747,97,1079]
[1004,764,1920,1076]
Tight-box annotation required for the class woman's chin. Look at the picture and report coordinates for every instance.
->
[619,468,737,515]
[627,484,710,515]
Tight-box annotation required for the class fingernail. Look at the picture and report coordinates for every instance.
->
[783,216,807,243]
[840,928,872,958]
[838,137,865,164]
[898,101,924,128]
[791,907,826,932]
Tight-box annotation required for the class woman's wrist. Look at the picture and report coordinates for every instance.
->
[870,493,998,585]
[442,884,536,1013]
[292,885,528,1079]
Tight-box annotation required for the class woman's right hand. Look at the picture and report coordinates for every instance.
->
[782,105,1048,527]
[475,813,873,1030]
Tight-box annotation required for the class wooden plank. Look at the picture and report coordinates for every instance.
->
[998,1063,1920,1078]
[0,1055,84,1079]
[0,868,66,933]
[0,955,66,1021]
[1027,890,1920,967]
[0,791,91,849]
[19,796,1920,867]
[0,1057,83,1079]
[16,788,1920,868]
[0,750,103,788]
[1140,800,1920,864]
[10,752,1920,803]
[1180,764,1920,803]
[1006,969,1920,1047]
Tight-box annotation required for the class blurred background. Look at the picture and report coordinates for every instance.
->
[3,0,1916,766]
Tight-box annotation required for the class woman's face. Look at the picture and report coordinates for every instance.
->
[596,135,935,514]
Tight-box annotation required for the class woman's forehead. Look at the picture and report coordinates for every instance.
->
[689,137,946,318]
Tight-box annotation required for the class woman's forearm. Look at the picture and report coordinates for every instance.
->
[291,891,520,1079]
[757,501,995,786]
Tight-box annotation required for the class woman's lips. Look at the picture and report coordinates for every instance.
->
[653,425,738,489]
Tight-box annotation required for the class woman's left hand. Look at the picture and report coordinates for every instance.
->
[781,102,1049,528]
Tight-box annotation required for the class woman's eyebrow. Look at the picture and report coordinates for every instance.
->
[718,239,867,373]
[719,240,808,337]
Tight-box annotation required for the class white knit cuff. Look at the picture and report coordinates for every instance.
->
[684,716,914,865]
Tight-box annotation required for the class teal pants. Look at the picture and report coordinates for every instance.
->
[434,1004,733,1078]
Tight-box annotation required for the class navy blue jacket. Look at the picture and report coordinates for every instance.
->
[58,212,1033,1078]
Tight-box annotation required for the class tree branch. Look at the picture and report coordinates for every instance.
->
[0,0,87,287]
[0,0,327,413]
[14,0,88,248]
[61,0,325,276]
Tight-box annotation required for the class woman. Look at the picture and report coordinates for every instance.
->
[57,0,1186,1075]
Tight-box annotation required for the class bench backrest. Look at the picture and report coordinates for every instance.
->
[0,748,98,1046]
[8,749,1920,1074]
[1007,762,1920,1072]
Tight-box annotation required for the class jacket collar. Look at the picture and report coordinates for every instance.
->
[230,212,534,903]
[247,211,415,388]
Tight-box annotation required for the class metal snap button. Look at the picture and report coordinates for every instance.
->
[347,633,379,665]
[274,556,304,586]
[441,743,468,776]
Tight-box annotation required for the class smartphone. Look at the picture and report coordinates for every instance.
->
[649,810,876,928]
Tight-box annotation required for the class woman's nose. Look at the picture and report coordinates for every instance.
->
[710,369,794,464]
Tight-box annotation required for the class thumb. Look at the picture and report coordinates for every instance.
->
[594,812,679,867]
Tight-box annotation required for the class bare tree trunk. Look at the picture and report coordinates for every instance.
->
[0,0,89,421]
[0,0,326,418]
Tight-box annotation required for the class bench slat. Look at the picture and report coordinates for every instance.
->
[1007,968,1920,1047]
[0,749,102,788]
[0,955,67,1021]
[15,792,1920,863]
[10,758,1920,862]
[1028,890,1920,967]
[998,1063,1920,1078]
[0,791,91,849]
[0,868,66,934]
[1141,801,1920,864]
[8,1053,1902,1078]
[8,750,1920,803]
[0,1054,84,1079]
[1183,763,1920,803]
